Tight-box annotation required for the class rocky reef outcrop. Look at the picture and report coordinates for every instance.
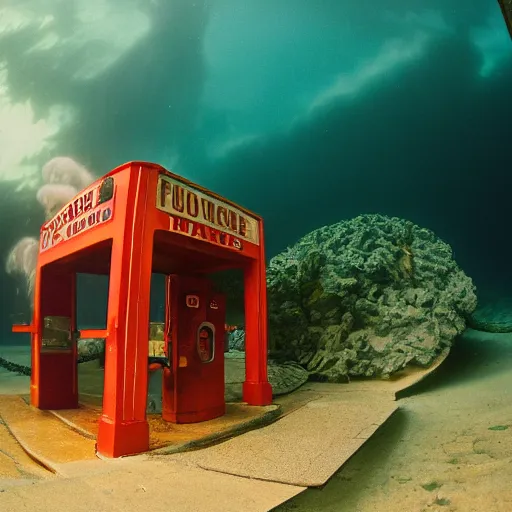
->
[266,214,477,382]
[468,298,512,333]
[228,329,246,351]
[77,338,105,363]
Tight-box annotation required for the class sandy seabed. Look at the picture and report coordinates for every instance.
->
[1,329,511,512]
[276,329,512,512]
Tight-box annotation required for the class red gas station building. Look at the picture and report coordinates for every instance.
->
[12,162,273,458]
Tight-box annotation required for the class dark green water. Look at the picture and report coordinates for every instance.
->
[0,3,510,334]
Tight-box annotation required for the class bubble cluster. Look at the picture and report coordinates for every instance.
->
[5,157,95,304]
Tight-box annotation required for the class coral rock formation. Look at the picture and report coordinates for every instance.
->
[228,329,246,351]
[468,298,512,333]
[266,214,477,382]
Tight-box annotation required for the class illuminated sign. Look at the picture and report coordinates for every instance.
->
[156,175,259,248]
[40,181,115,253]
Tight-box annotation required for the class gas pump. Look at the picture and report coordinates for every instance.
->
[162,274,226,423]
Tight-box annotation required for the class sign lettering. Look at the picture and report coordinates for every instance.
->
[168,215,244,250]
[156,175,259,247]
[40,183,115,253]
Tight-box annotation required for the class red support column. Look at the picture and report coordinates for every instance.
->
[242,221,272,405]
[96,174,153,458]
[30,265,42,408]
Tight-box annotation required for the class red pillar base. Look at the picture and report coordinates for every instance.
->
[30,385,38,407]
[96,416,150,458]
[31,352,78,410]
[243,380,273,406]
[30,384,79,410]
[163,403,226,424]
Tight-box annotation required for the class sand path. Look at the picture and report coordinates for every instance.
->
[277,329,512,511]
[1,330,510,511]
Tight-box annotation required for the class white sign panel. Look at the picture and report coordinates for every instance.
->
[156,175,260,246]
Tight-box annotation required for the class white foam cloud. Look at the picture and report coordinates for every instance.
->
[67,1,150,80]
[209,133,262,160]
[472,9,511,78]
[17,0,151,80]
[0,0,150,185]
[0,66,75,187]
[309,32,430,112]
[0,5,34,34]
[210,32,431,162]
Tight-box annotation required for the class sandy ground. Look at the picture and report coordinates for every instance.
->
[276,329,512,512]
[1,330,511,511]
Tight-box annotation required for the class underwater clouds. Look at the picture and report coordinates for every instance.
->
[0,0,510,330]
[5,158,95,301]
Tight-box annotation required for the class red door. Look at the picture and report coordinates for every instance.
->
[162,275,226,423]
